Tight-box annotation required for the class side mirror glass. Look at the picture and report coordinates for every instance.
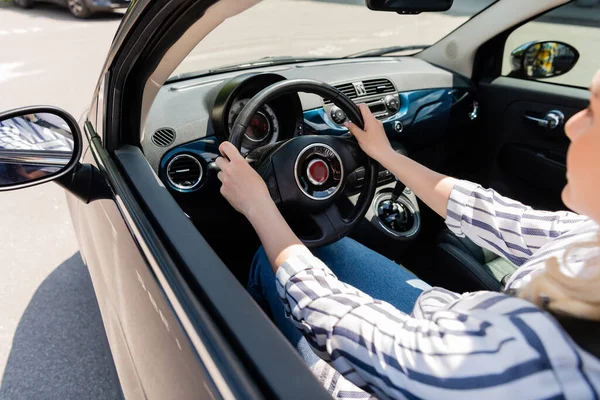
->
[366,0,453,14]
[0,107,82,191]
[510,41,580,79]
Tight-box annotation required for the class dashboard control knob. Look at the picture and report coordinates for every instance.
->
[330,106,347,125]
[384,95,400,113]
[394,120,404,133]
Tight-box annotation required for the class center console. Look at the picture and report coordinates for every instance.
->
[367,183,420,240]
[347,145,421,249]
[323,79,402,124]
[373,164,419,239]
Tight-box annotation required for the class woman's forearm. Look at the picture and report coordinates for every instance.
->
[378,149,457,219]
[247,200,305,273]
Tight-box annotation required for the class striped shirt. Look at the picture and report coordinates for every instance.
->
[275,180,600,399]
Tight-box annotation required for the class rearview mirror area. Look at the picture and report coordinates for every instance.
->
[510,41,580,80]
[366,0,453,14]
[0,107,82,191]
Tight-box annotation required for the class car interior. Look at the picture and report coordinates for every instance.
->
[88,0,598,394]
[135,0,593,297]
[143,59,475,285]
[3,0,592,397]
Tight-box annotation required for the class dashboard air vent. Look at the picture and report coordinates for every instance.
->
[324,79,395,104]
[333,82,358,99]
[167,155,203,190]
[363,78,395,96]
[324,83,356,104]
[151,127,176,147]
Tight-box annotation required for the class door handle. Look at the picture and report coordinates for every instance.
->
[524,110,565,130]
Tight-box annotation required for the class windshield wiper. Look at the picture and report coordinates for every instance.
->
[166,56,334,83]
[344,45,429,58]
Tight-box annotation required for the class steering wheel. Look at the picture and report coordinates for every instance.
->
[229,79,377,247]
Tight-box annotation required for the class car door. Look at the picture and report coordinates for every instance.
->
[64,3,259,399]
[74,117,238,399]
[66,0,333,399]
[471,3,599,211]
[70,37,240,400]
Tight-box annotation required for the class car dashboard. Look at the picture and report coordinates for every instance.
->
[143,56,472,171]
[142,56,475,271]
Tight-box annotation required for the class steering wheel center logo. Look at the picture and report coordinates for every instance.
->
[306,159,330,186]
[295,143,344,201]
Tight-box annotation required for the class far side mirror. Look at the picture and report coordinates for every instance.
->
[510,41,580,79]
[0,107,82,191]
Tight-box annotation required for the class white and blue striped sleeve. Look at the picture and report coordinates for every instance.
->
[275,251,551,399]
[445,180,589,266]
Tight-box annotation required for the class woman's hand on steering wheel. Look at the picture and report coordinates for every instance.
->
[215,141,273,219]
[345,104,394,163]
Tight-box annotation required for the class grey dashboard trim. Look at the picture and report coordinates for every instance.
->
[143,57,467,172]
[169,79,226,92]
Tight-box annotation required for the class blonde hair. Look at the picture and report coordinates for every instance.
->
[518,239,600,321]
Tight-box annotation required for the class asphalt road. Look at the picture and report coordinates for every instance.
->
[0,3,123,399]
[0,1,597,399]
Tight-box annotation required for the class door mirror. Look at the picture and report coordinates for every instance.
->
[510,41,580,79]
[366,0,453,14]
[0,107,82,191]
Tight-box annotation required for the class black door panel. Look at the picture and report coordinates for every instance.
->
[497,144,566,198]
[476,77,589,210]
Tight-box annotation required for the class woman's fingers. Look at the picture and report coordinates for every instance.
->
[344,120,363,137]
[345,104,367,136]
[215,141,245,174]
[358,103,378,129]
[346,104,375,136]
[358,103,370,119]
[215,156,228,171]
[219,141,244,162]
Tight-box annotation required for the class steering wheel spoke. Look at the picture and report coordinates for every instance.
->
[254,158,282,206]
[304,203,351,248]
[331,136,368,174]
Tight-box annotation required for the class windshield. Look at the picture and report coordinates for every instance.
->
[170,0,497,80]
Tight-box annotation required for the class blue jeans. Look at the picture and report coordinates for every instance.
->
[247,237,430,367]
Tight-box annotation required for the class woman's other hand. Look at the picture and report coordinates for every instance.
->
[345,103,394,162]
[215,141,273,219]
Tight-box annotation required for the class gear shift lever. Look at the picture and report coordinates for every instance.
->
[390,177,406,203]
[377,176,413,234]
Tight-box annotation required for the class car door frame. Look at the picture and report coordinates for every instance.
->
[84,0,333,398]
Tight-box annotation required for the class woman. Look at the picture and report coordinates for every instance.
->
[214,70,600,399]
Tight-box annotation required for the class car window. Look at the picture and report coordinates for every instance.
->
[501,2,600,88]
[170,0,497,80]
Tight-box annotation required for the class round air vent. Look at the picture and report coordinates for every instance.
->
[166,155,203,190]
[151,127,176,147]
